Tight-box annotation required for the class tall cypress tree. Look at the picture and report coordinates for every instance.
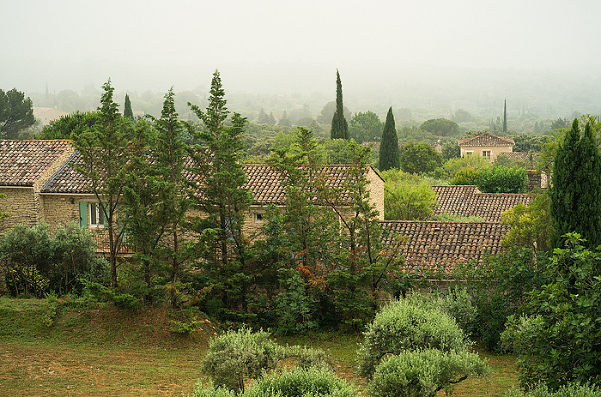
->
[124,94,134,121]
[550,118,601,248]
[379,107,400,171]
[502,99,507,133]
[330,70,349,139]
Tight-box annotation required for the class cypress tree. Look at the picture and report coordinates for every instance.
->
[550,118,601,248]
[502,99,507,133]
[379,107,400,171]
[124,93,134,121]
[330,70,349,139]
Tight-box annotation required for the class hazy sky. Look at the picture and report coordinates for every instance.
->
[2,0,601,95]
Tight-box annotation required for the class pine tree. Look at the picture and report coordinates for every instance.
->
[330,70,349,139]
[72,79,133,287]
[550,118,601,248]
[124,93,134,121]
[379,107,400,171]
[188,70,254,316]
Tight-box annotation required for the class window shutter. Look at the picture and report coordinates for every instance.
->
[79,202,88,228]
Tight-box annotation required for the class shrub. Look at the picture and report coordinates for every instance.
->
[474,165,527,193]
[504,383,600,397]
[244,367,357,397]
[358,296,470,378]
[451,167,479,185]
[368,349,488,397]
[201,328,283,393]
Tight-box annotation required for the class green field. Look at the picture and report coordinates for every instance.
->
[0,297,520,396]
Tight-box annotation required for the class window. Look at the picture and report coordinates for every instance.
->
[89,203,106,228]
[464,151,473,157]
[79,201,106,228]
[482,150,491,160]
[254,212,265,223]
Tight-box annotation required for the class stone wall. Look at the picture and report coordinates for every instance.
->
[0,187,38,233]
[366,167,385,220]
[40,194,90,232]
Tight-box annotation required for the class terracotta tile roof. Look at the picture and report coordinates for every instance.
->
[0,140,73,187]
[43,153,374,205]
[458,133,515,147]
[432,185,530,222]
[381,220,509,273]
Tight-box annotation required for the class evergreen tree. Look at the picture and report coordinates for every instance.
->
[502,99,507,133]
[379,107,400,171]
[124,93,134,121]
[188,70,254,318]
[0,88,35,139]
[330,70,349,139]
[72,79,134,287]
[122,88,191,306]
[550,119,601,249]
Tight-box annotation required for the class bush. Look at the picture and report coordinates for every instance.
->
[451,167,479,185]
[368,349,488,397]
[358,296,471,378]
[474,165,527,193]
[201,328,283,393]
[504,383,600,397]
[244,367,357,397]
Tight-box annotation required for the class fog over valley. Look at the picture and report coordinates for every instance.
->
[3,0,601,125]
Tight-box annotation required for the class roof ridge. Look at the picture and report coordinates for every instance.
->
[42,150,80,192]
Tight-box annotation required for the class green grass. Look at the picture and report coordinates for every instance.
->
[0,297,520,396]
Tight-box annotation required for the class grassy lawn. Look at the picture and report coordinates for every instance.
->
[0,297,520,396]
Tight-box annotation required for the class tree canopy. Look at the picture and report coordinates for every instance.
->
[0,88,35,139]
[330,70,349,140]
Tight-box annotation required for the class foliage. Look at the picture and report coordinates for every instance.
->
[272,269,318,334]
[502,234,601,390]
[0,88,35,138]
[82,280,142,311]
[550,119,601,249]
[453,248,550,352]
[0,222,105,298]
[244,367,357,397]
[503,383,600,397]
[450,167,479,185]
[349,111,383,144]
[358,296,473,379]
[382,169,437,220]
[495,153,537,170]
[122,88,192,307]
[39,111,102,139]
[188,70,254,320]
[441,141,461,160]
[399,141,443,175]
[71,79,136,288]
[419,118,460,137]
[474,165,527,193]
[501,190,553,252]
[200,328,283,393]
[330,70,349,140]
[379,108,400,171]
[368,349,488,397]
[442,155,491,180]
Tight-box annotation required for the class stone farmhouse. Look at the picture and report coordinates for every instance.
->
[0,140,529,275]
[458,133,515,161]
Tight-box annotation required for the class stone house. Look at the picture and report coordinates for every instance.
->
[458,133,515,161]
[37,149,385,254]
[0,140,515,276]
[0,140,74,232]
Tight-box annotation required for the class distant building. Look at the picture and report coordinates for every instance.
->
[32,107,69,126]
[458,133,514,161]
